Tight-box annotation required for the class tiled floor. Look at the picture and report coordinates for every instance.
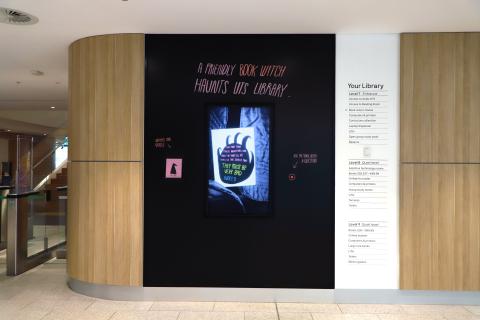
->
[0,257,478,320]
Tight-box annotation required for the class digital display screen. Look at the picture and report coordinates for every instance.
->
[207,105,272,216]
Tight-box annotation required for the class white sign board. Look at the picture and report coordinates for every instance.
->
[335,34,399,289]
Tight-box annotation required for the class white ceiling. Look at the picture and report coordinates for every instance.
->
[0,0,479,117]
[0,110,67,128]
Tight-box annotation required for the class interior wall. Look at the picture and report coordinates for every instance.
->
[335,34,399,289]
[400,32,480,290]
[32,136,56,187]
[64,31,480,293]
[143,35,336,288]
[67,33,144,287]
[0,138,8,162]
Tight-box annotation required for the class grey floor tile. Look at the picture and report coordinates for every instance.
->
[443,315,480,320]
[339,304,404,314]
[150,301,215,311]
[41,309,116,320]
[377,314,446,320]
[86,300,154,312]
[277,304,341,314]
[179,311,245,320]
[465,306,480,316]
[400,305,472,316]
[312,314,381,320]
[245,311,278,320]
[0,309,50,320]
[279,312,313,320]
[214,303,276,312]
[21,298,94,312]
[111,310,180,320]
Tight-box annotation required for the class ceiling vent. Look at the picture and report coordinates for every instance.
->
[0,7,38,25]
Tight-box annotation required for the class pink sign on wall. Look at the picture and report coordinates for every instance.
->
[165,158,182,179]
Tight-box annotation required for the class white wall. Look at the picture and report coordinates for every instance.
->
[335,34,399,289]
[0,138,9,163]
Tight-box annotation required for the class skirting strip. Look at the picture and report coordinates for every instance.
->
[68,278,480,304]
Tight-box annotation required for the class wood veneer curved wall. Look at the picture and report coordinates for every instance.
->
[68,34,144,286]
[400,33,480,290]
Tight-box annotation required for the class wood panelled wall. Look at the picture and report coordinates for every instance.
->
[68,34,144,286]
[400,33,480,290]
[69,34,144,161]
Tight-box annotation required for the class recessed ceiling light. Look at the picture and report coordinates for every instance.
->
[43,133,47,136]
[0,7,38,25]
[31,70,44,76]
[50,106,56,109]
[6,129,11,132]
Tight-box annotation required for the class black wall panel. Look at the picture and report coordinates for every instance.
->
[144,35,335,288]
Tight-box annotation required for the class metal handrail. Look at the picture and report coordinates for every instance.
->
[32,137,68,170]
[33,158,68,192]
[6,190,41,198]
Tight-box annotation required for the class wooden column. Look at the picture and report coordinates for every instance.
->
[400,33,480,290]
[68,34,144,286]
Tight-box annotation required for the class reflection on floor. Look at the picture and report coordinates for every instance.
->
[0,260,479,320]
[28,225,65,257]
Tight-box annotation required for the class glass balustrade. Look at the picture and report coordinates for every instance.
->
[27,191,66,257]
[4,134,68,276]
